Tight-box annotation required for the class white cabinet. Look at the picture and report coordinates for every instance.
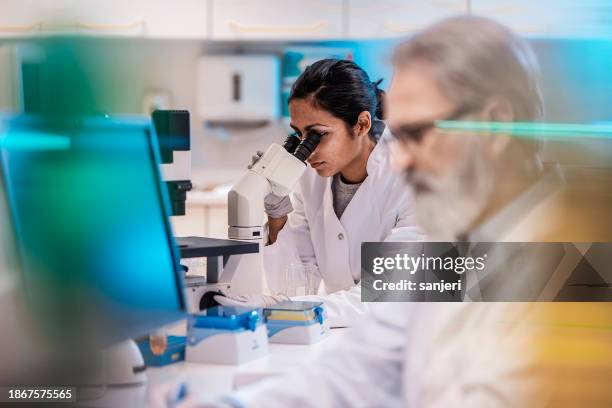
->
[4,1,606,42]
[471,0,612,38]
[0,0,56,38]
[0,0,208,39]
[348,0,466,39]
[211,0,344,40]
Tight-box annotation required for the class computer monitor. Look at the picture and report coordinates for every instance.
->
[0,115,185,347]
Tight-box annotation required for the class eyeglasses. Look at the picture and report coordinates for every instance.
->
[390,105,476,144]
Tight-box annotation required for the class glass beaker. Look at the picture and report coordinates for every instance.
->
[283,262,320,297]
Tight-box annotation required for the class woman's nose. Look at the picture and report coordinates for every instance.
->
[305,146,320,163]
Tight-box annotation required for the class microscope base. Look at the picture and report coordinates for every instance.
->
[185,277,230,313]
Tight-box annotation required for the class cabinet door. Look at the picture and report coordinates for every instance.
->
[471,0,612,38]
[348,0,467,39]
[0,0,208,39]
[0,0,57,38]
[211,0,344,40]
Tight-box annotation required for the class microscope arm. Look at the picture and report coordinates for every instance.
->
[228,171,270,240]
[228,143,307,240]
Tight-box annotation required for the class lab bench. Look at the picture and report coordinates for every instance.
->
[94,327,348,407]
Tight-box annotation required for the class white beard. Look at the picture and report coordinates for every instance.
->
[407,144,494,241]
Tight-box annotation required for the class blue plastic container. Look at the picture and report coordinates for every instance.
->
[188,306,264,346]
[190,306,262,331]
[137,335,186,367]
[263,301,325,338]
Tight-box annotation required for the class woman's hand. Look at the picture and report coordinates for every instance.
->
[249,150,293,244]
[266,214,288,244]
[264,194,291,244]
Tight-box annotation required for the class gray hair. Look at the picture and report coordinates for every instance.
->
[393,15,543,121]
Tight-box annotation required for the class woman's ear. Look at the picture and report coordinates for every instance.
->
[354,111,372,138]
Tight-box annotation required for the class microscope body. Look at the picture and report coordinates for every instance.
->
[227,131,321,241]
[228,143,307,240]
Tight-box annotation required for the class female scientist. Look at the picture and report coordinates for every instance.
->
[217,59,422,326]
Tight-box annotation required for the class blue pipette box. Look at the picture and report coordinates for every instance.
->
[186,306,268,365]
[264,301,329,344]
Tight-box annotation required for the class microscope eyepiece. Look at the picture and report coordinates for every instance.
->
[293,131,322,163]
[282,134,301,154]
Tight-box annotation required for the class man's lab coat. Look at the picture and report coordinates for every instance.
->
[263,128,422,327]
[230,167,612,407]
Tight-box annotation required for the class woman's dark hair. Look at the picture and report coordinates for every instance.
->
[288,59,385,141]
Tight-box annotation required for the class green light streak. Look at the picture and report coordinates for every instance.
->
[435,121,612,140]
[0,132,71,150]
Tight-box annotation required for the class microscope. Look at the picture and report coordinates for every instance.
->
[152,110,251,312]
[227,131,321,240]
[152,110,192,217]
[152,109,321,311]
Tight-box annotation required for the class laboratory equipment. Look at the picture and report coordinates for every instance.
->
[198,55,280,126]
[0,115,186,386]
[138,336,187,367]
[101,340,148,385]
[283,262,320,296]
[186,306,268,365]
[178,237,259,312]
[264,301,329,345]
[228,131,322,240]
[153,109,192,217]
[217,131,321,309]
[150,109,261,313]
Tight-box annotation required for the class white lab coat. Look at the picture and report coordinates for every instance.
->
[263,128,422,327]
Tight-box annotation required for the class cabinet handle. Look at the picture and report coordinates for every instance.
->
[77,20,145,31]
[0,20,145,33]
[228,20,328,33]
[0,22,42,32]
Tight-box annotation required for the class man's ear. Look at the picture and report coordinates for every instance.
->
[480,97,515,155]
[354,111,372,138]
[481,96,514,122]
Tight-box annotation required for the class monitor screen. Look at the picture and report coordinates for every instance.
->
[0,115,185,346]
